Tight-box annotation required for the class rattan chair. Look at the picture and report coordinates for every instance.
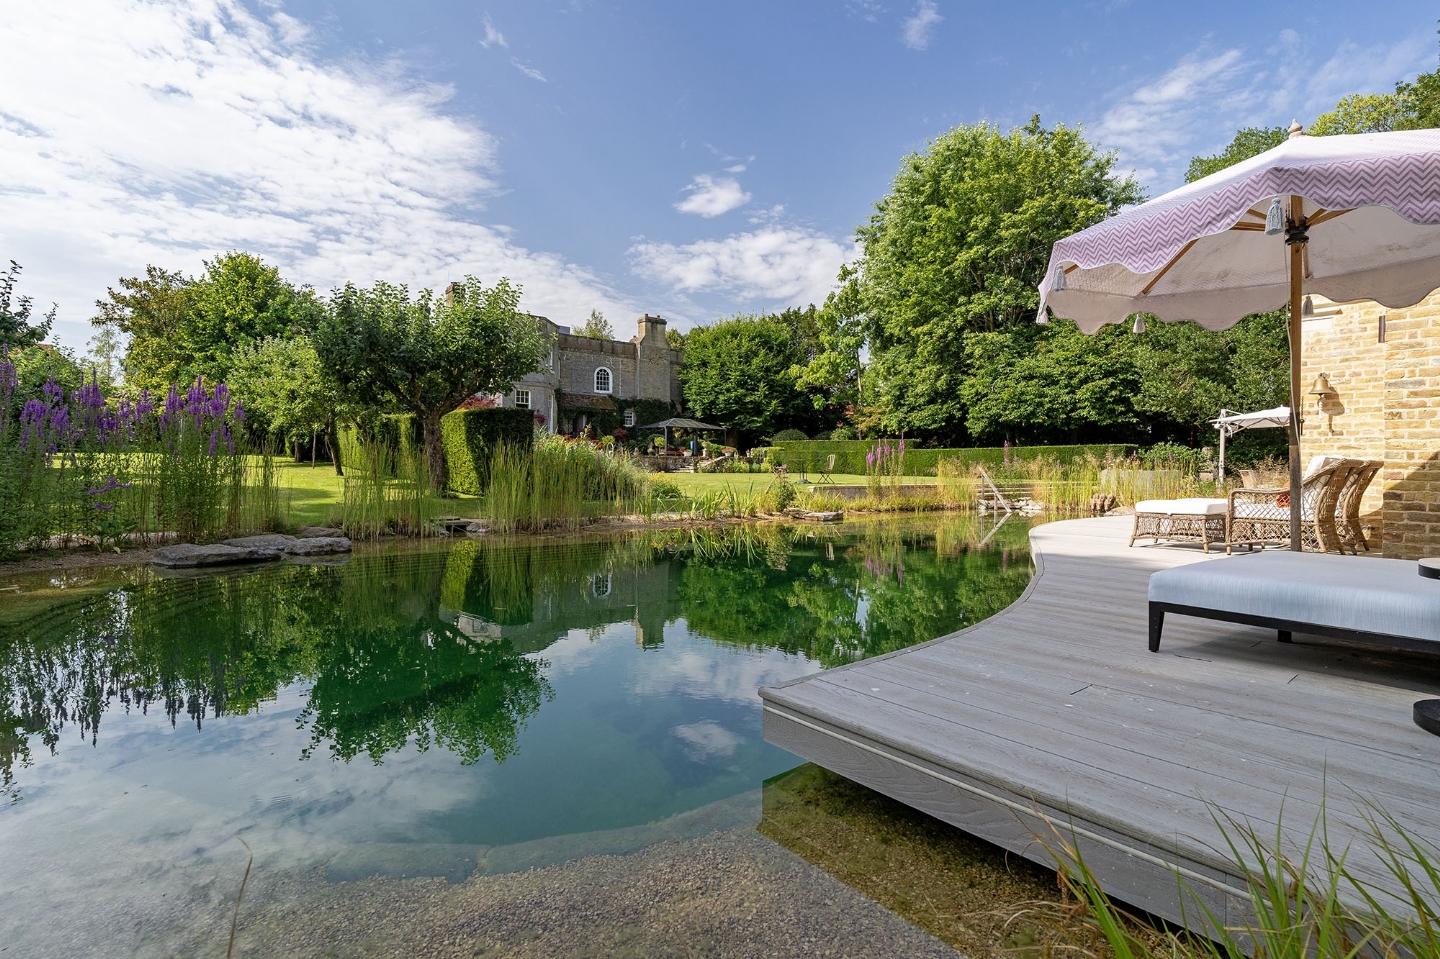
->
[1334,459,1382,553]
[1226,460,1357,553]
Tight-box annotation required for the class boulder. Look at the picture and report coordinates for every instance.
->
[151,543,279,568]
[222,534,298,552]
[805,511,845,523]
[297,526,344,539]
[284,536,352,557]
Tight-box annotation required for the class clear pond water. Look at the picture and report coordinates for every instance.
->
[0,516,1033,955]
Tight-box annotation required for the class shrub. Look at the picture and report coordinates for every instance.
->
[831,425,856,440]
[441,407,536,494]
[772,428,809,442]
[761,477,796,512]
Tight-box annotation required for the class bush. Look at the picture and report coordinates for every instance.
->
[772,428,809,442]
[812,430,833,441]
[831,426,856,440]
[761,477,796,512]
[769,440,1133,476]
[441,407,536,494]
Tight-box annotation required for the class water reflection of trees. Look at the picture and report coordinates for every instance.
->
[1,517,1034,800]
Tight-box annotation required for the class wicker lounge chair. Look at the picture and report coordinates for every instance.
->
[1129,498,1229,552]
[1334,459,1383,553]
[1225,459,1357,553]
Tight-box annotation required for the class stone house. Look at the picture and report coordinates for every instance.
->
[493,313,683,436]
[1299,292,1440,559]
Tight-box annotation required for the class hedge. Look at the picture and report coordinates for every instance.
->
[770,441,1134,476]
[441,407,536,494]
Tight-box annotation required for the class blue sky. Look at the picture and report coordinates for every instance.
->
[3,1,1436,351]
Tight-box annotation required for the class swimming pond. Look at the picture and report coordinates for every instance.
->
[0,516,1033,956]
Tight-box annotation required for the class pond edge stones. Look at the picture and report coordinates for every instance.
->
[151,535,353,568]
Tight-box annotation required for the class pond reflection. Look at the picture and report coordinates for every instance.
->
[0,515,1033,807]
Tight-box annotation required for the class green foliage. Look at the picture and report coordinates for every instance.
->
[228,335,350,450]
[4,344,90,419]
[855,118,1143,440]
[483,436,649,532]
[1184,126,1287,183]
[960,322,1141,443]
[771,440,1131,476]
[773,428,809,442]
[0,262,54,350]
[91,253,318,392]
[314,275,548,489]
[793,267,867,415]
[441,407,536,495]
[831,426,857,441]
[679,312,820,440]
[575,309,614,339]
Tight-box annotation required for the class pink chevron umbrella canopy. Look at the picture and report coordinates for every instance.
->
[1038,128,1440,332]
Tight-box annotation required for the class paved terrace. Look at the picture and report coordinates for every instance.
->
[761,516,1440,929]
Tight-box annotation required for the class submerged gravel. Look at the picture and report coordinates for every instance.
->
[216,828,958,959]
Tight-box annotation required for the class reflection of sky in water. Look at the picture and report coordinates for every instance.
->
[0,520,1034,956]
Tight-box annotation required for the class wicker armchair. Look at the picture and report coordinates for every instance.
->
[1334,459,1382,553]
[1226,460,1357,553]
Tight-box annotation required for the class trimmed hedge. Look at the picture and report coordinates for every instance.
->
[441,407,536,494]
[771,441,1134,475]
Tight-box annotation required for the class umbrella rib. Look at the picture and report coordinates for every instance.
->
[1140,239,1199,295]
[1307,208,1353,226]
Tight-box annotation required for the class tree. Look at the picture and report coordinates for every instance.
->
[228,336,352,473]
[679,314,819,441]
[0,261,54,350]
[792,266,867,418]
[1185,127,1286,182]
[314,276,547,490]
[91,252,319,392]
[575,309,614,339]
[854,117,1142,441]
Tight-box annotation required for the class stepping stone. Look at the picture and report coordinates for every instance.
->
[221,534,298,553]
[296,526,344,539]
[284,536,352,556]
[151,543,278,568]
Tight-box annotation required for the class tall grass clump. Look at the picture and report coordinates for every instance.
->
[336,431,435,539]
[935,459,978,508]
[865,437,907,499]
[0,354,275,555]
[1037,798,1440,959]
[484,435,649,532]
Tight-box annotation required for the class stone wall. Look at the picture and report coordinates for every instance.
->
[1301,292,1440,559]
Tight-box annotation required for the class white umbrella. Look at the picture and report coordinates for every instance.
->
[1210,406,1290,482]
[1037,124,1440,548]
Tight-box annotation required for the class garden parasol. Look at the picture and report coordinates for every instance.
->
[1037,124,1440,548]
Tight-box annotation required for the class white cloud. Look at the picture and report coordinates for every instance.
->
[1095,31,1435,191]
[901,0,941,50]
[674,174,751,217]
[724,163,747,173]
[672,720,741,762]
[629,225,854,305]
[511,58,546,82]
[479,14,507,49]
[0,0,633,348]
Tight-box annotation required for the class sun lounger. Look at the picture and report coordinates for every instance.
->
[1148,551,1440,654]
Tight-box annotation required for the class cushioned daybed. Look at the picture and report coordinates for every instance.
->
[1148,551,1440,653]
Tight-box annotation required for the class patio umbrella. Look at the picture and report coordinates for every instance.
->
[1037,124,1440,548]
[636,416,724,452]
[1210,406,1290,482]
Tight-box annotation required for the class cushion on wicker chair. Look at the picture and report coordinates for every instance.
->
[1135,498,1228,516]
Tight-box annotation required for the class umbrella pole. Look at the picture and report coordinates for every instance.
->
[1287,196,1307,551]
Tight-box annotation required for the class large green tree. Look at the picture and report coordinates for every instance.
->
[678,313,819,441]
[91,252,319,392]
[854,118,1143,441]
[314,276,547,490]
[228,335,353,473]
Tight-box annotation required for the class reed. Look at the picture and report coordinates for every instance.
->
[485,436,650,532]
[335,433,436,540]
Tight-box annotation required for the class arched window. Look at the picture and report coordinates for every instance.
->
[594,367,612,393]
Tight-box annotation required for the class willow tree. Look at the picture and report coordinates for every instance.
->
[314,276,547,490]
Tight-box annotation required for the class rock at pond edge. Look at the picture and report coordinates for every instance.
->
[151,543,279,568]
[284,537,352,556]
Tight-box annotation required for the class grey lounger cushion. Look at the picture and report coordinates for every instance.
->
[1149,551,1440,644]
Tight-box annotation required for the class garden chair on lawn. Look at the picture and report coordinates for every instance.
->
[817,454,837,485]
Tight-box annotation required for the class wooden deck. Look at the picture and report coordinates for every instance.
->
[761,516,1440,928]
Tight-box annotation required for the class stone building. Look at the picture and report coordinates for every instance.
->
[494,313,683,435]
[1298,292,1440,559]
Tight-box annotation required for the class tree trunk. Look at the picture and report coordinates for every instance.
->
[328,417,343,477]
[421,411,448,493]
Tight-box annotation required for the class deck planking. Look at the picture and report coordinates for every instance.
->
[761,516,1440,929]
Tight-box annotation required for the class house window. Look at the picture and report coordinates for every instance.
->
[624,409,635,427]
[594,367,612,393]
[514,389,530,409]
